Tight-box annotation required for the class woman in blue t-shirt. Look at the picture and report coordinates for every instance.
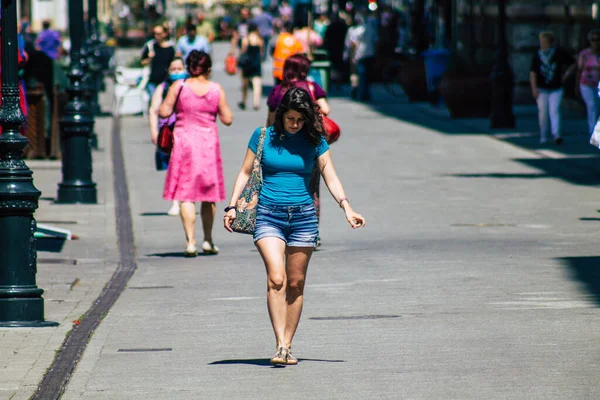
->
[223,88,365,365]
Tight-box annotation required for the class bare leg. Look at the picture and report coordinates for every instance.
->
[180,201,196,247]
[251,76,262,109]
[256,237,288,348]
[284,246,313,349]
[240,77,249,107]
[200,202,216,243]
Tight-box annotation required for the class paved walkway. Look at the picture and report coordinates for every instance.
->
[3,43,600,399]
[0,88,117,399]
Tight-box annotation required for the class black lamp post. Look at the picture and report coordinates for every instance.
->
[489,0,515,129]
[85,0,102,117]
[0,0,58,327]
[57,0,98,203]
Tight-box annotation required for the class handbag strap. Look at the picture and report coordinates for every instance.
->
[256,127,267,162]
[174,79,185,109]
[307,82,316,101]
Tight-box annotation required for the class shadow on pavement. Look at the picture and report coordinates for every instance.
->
[208,358,345,366]
[516,157,600,187]
[560,256,600,306]
[447,172,548,180]
[580,218,600,221]
[140,212,199,216]
[146,252,217,258]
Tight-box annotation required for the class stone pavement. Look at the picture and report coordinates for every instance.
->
[0,87,117,399]
[4,42,600,399]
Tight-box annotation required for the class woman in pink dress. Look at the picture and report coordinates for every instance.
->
[159,50,233,257]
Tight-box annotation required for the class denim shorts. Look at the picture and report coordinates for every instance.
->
[254,204,318,247]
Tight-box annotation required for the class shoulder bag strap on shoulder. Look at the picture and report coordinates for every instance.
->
[256,127,267,162]
[174,79,186,108]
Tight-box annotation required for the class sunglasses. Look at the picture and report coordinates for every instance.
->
[591,37,600,42]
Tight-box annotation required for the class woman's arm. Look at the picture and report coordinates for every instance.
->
[317,98,330,115]
[218,85,233,126]
[148,84,165,144]
[158,80,182,118]
[223,148,257,232]
[529,71,538,99]
[575,51,585,97]
[259,37,265,58]
[317,151,366,229]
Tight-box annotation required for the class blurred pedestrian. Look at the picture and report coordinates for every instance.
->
[576,28,600,137]
[344,12,378,101]
[159,51,233,257]
[141,24,176,98]
[324,12,349,88]
[196,11,216,44]
[271,21,304,85]
[148,57,187,216]
[35,20,62,60]
[238,22,264,111]
[251,5,274,60]
[266,54,330,125]
[223,87,365,365]
[529,31,575,145]
[176,24,211,62]
[230,7,252,52]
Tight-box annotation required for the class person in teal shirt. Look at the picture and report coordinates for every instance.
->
[224,87,366,366]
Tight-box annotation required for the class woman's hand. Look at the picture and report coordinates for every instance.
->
[223,209,237,232]
[345,210,365,229]
[151,131,158,145]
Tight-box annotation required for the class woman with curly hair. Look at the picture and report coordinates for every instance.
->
[266,53,332,247]
[159,50,233,257]
[223,87,365,365]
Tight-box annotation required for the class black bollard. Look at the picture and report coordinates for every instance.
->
[57,0,98,203]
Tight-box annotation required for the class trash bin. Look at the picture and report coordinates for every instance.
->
[422,49,451,100]
[308,50,331,94]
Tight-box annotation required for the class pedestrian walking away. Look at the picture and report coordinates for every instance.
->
[159,51,233,257]
[223,87,365,365]
[529,31,575,145]
[148,57,188,217]
[238,23,264,111]
[576,28,600,137]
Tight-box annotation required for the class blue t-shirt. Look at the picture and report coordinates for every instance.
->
[248,126,329,206]
[176,36,211,61]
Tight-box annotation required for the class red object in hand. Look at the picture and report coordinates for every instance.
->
[225,55,237,75]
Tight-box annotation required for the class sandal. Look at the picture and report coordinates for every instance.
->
[270,347,287,365]
[286,349,298,365]
[202,241,219,255]
[184,242,197,258]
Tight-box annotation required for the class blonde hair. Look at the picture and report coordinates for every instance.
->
[539,31,555,42]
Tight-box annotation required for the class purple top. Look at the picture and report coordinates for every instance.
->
[267,80,326,112]
[36,29,61,60]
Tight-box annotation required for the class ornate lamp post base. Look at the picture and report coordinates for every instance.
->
[0,0,57,327]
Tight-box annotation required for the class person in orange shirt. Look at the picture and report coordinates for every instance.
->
[271,21,304,85]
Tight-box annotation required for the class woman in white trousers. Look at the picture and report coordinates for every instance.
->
[530,31,575,144]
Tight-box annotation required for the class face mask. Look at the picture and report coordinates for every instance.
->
[169,72,187,81]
